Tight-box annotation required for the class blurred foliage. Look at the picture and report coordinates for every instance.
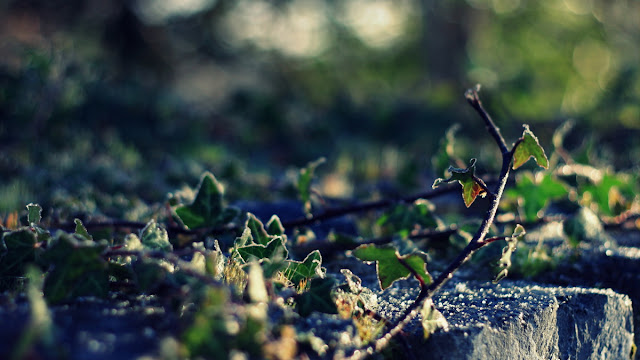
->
[0,0,639,214]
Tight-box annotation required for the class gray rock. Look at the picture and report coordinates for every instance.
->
[376,281,635,360]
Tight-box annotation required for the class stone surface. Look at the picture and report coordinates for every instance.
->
[376,281,635,360]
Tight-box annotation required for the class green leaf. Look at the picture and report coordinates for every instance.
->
[236,237,288,263]
[266,215,285,237]
[0,228,39,277]
[377,200,440,238]
[432,124,461,177]
[579,172,639,217]
[494,224,526,283]
[234,228,253,249]
[432,159,487,208]
[282,250,325,287]
[176,172,239,229]
[182,287,230,358]
[41,233,109,303]
[246,213,272,246]
[352,244,432,290]
[297,157,326,216]
[27,203,42,225]
[74,219,93,241]
[505,172,568,222]
[296,277,338,317]
[512,125,549,170]
[140,219,172,252]
[421,298,448,339]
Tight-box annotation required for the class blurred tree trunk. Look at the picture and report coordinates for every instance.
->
[420,0,470,85]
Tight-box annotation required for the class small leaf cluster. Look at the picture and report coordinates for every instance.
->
[5,94,633,359]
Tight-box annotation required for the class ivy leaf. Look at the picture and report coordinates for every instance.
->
[201,240,225,279]
[27,203,42,225]
[0,228,39,277]
[266,215,285,237]
[377,200,440,238]
[282,250,325,287]
[234,228,253,249]
[494,224,526,283]
[297,157,326,216]
[579,172,639,217]
[512,125,549,170]
[140,219,173,252]
[176,172,239,229]
[505,172,568,222]
[421,298,449,339]
[352,244,432,290]
[432,124,461,177]
[296,277,338,317]
[74,219,93,241]
[41,233,109,304]
[246,213,273,246]
[432,159,487,208]
[236,237,288,263]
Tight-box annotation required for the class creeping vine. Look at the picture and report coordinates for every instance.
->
[344,87,548,358]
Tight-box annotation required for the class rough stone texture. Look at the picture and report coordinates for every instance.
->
[524,223,640,353]
[376,281,635,360]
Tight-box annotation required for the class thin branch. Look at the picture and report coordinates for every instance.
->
[281,183,460,228]
[347,87,515,359]
[471,174,494,198]
[48,183,464,241]
[291,226,458,259]
[465,87,509,155]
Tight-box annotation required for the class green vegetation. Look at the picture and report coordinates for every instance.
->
[2,87,637,358]
[1,1,639,358]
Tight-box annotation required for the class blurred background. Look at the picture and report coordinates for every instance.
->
[0,0,639,216]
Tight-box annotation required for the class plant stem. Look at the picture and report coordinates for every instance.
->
[346,88,514,360]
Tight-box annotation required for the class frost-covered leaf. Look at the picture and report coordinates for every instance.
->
[140,219,173,252]
[340,268,363,294]
[266,215,285,237]
[74,218,93,241]
[41,233,109,303]
[283,250,324,287]
[236,237,288,263]
[297,157,325,216]
[513,125,548,170]
[494,224,526,283]
[352,244,432,290]
[432,159,487,207]
[246,213,273,246]
[247,262,268,303]
[432,124,461,177]
[421,298,448,339]
[205,241,226,279]
[175,172,239,229]
[296,277,338,317]
[0,228,39,277]
[27,203,42,225]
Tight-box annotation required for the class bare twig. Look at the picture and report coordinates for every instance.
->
[346,87,516,359]
[281,183,460,229]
